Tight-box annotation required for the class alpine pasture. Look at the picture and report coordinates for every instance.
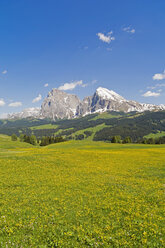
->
[0,135,164,247]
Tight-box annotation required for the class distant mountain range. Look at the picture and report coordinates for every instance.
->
[7,87,165,120]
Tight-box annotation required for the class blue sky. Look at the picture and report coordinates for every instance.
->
[0,0,165,117]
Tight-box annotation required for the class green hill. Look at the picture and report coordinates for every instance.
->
[0,134,35,150]
[1,110,165,142]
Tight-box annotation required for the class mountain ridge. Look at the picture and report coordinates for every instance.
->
[6,87,165,120]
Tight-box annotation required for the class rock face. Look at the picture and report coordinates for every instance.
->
[41,88,80,119]
[7,87,165,120]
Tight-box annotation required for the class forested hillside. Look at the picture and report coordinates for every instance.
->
[1,111,165,142]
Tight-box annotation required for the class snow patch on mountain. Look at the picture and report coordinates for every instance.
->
[7,107,41,119]
[96,87,126,102]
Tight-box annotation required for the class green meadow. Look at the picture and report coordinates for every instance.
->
[0,135,164,247]
[30,124,59,130]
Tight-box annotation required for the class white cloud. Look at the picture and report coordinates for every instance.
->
[8,102,22,107]
[142,91,160,97]
[147,83,165,90]
[97,31,115,44]
[32,94,42,103]
[153,71,165,80]
[2,70,7,74]
[0,99,5,106]
[122,26,135,34]
[58,80,86,91]
[44,83,49,87]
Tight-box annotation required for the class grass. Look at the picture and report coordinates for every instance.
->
[0,136,164,247]
[144,131,165,139]
[0,134,35,150]
[30,124,59,130]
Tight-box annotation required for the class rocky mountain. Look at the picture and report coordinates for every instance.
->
[76,87,165,116]
[41,88,80,119]
[7,87,165,120]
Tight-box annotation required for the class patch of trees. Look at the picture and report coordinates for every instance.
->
[111,135,122,143]
[75,134,85,140]
[11,133,65,146]
[139,136,165,144]
[11,133,17,141]
[123,136,132,143]
[11,133,37,145]
[32,128,58,138]
[40,136,65,146]
[107,135,132,144]
[84,131,92,138]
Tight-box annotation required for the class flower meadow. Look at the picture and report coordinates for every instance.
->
[0,137,164,247]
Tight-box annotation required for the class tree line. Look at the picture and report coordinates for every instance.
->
[139,136,165,144]
[11,132,165,145]
[105,135,165,144]
[11,133,65,146]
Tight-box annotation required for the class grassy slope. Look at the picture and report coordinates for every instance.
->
[0,137,164,247]
[0,134,35,149]
[30,124,59,130]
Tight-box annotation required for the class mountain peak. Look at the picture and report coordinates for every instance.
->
[96,87,126,102]
[41,88,80,120]
[6,87,165,120]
